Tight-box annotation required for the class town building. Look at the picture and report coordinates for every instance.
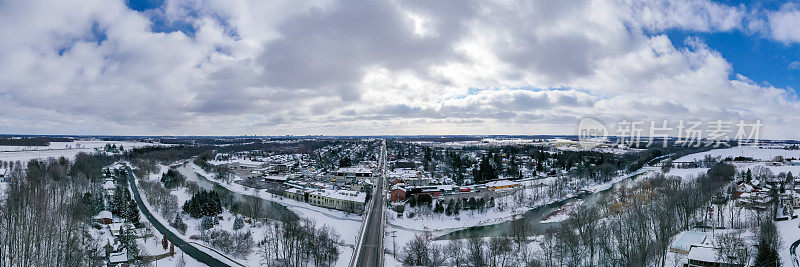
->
[285,187,366,214]
[405,185,455,200]
[95,210,113,224]
[485,180,521,191]
[335,167,373,183]
[307,189,366,214]
[390,185,407,203]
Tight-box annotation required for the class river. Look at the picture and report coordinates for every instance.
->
[436,169,653,240]
[177,164,298,222]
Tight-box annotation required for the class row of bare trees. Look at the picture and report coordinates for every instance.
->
[401,162,743,266]
[401,219,534,267]
[258,217,340,267]
[0,154,111,266]
[538,162,741,267]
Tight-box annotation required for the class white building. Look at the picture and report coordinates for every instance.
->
[335,167,373,183]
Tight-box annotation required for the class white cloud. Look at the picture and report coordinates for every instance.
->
[767,3,800,43]
[0,0,799,138]
[624,0,745,32]
[789,61,800,71]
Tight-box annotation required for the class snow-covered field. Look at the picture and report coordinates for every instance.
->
[676,146,800,162]
[137,162,360,266]
[665,168,709,180]
[0,141,164,163]
[0,140,160,151]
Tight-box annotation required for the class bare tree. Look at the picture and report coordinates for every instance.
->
[714,231,750,266]
[445,239,464,266]
[467,235,486,267]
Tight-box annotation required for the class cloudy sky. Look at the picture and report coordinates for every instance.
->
[1,0,800,138]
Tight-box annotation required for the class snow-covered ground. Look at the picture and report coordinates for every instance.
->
[388,168,654,233]
[662,146,800,266]
[0,140,164,163]
[138,162,360,266]
[136,183,246,266]
[540,200,583,223]
[676,146,800,162]
[777,218,800,267]
[177,163,364,246]
[0,140,158,152]
[665,167,709,180]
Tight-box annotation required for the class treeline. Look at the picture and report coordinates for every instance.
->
[0,154,113,266]
[127,145,215,164]
[194,153,231,182]
[402,223,533,267]
[401,162,744,266]
[0,137,73,146]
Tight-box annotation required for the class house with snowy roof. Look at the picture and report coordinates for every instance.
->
[669,231,707,254]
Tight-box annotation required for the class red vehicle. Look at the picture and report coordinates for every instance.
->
[459,188,471,192]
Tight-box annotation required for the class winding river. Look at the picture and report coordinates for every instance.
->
[436,169,653,240]
[178,164,299,221]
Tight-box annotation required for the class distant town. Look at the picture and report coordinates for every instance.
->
[2,135,800,266]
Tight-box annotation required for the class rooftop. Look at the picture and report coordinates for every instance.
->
[672,231,707,252]
[336,167,372,174]
[309,189,366,203]
[485,180,520,187]
[687,246,718,263]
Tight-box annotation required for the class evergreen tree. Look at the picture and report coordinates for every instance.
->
[475,156,497,183]
[94,191,105,213]
[201,216,215,231]
[120,227,139,262]
[161,168,186,189]
[233,217,244,231]
[407,196,417,208]
[754,238,779,266]
[171,213,187,234]
[183,190,223,218]
[81,192,102,215]
[468,198,477,210]
[434,202,444,213]
[127,199,140,225]
[111,184,129,217]
[338,157,352,168]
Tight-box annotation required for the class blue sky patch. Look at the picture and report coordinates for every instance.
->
[663,29,800,92]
